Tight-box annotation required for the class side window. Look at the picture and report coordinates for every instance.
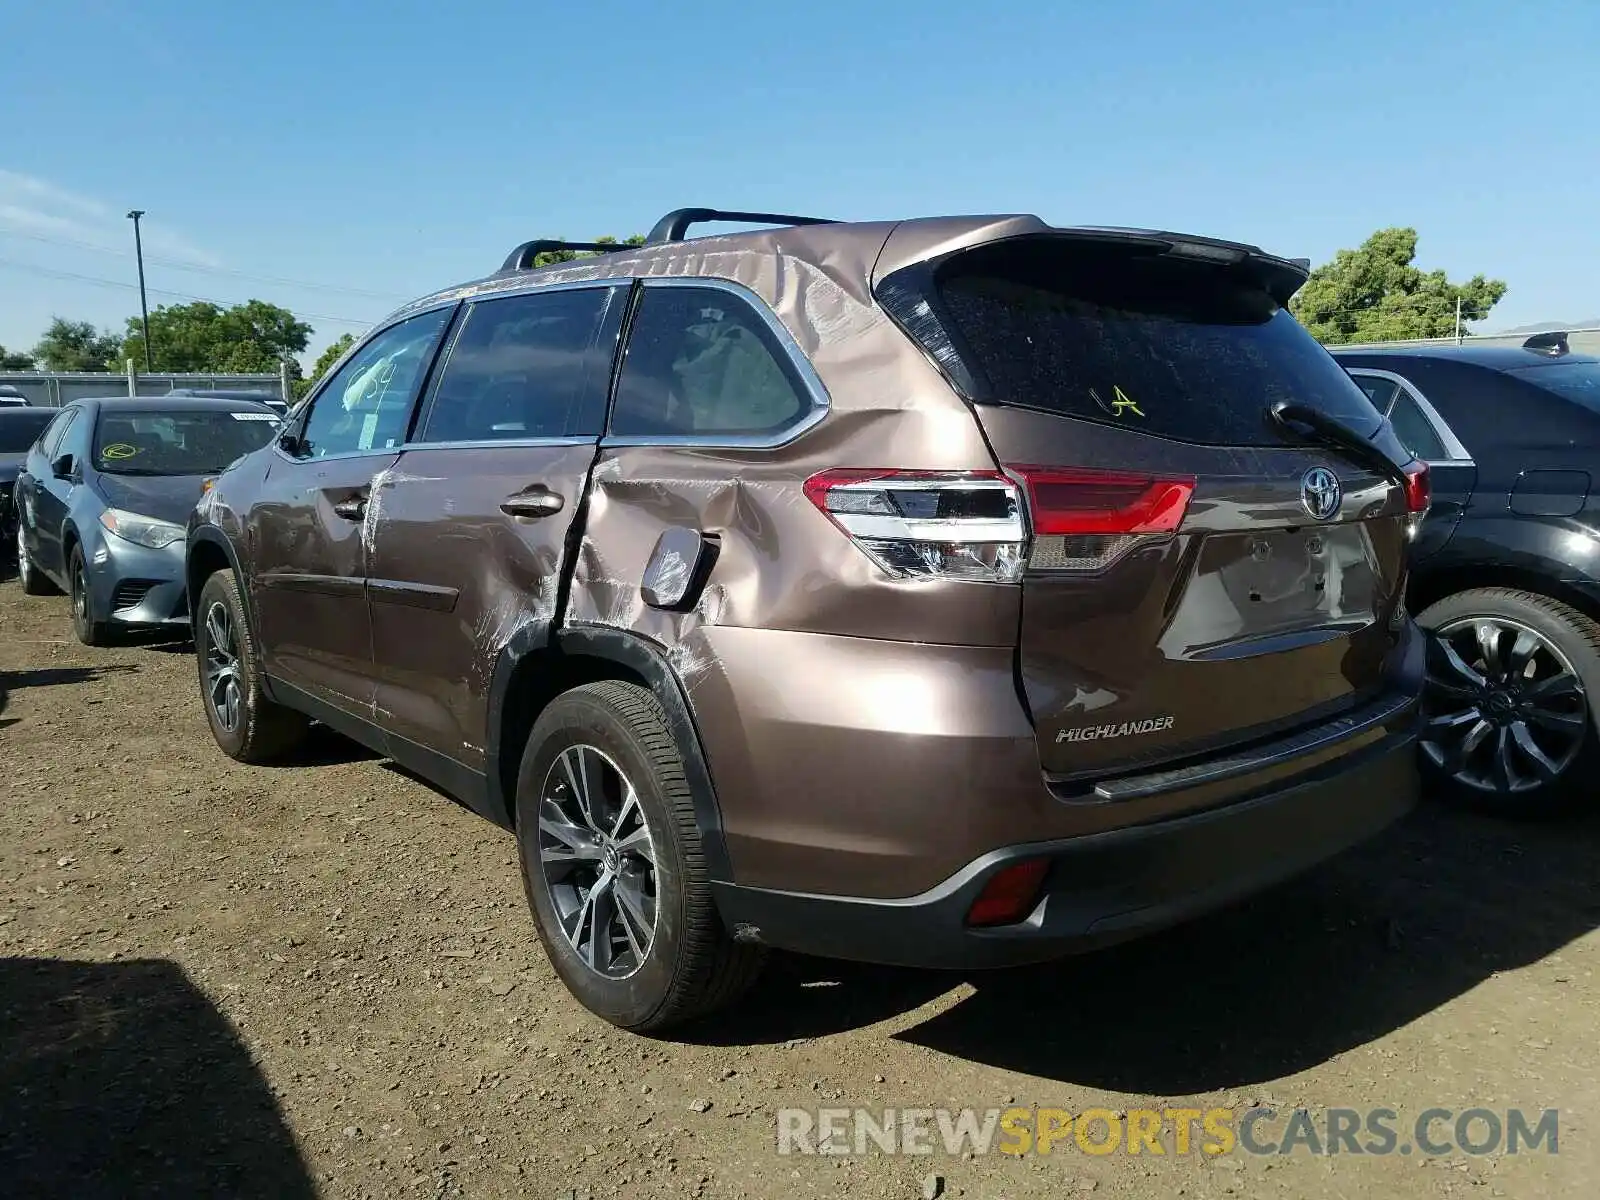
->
[1351,374,1399,411]
[610,285,812,438]
[37,409,77,461]
[1387,392,1448,461]
[420,288,610,443]
[295,308,453,459]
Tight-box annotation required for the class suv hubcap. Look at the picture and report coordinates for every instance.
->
[15,525,29,585]
[1422,616,1587,794]
[537,744,657,978]
[203,601,243,733]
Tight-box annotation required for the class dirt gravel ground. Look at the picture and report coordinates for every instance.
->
[2,572,1598,1200]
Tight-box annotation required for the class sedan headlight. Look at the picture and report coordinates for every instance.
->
[99,508,185,549]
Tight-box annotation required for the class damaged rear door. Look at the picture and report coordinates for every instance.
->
[364,283,625,781]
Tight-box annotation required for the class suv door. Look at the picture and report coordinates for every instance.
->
[20,405,82,581]
[1349,367,1477,561]
[247,307,454,712]
[365,284,622,786]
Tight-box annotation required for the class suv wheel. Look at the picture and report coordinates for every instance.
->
[68,544,114,646]
[515,680,764,1031]
[16,523,58,596]
[1417,587,1600,817]
[194,569,309,763]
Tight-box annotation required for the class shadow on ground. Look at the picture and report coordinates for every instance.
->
[0,956,314,1199]
[893,802,1600,1092]
[2,664,140,691]
[689,803,1600,1092]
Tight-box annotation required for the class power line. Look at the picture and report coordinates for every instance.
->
[0,256,375,329]
[0,226,409,302]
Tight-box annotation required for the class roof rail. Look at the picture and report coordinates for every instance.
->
[500,240,634,272]
[645,208,836,245]
[1522,330,1570,357]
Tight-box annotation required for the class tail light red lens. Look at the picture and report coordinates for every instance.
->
[1007,465,1196,573]
[1402,460,1431,515]
[966,858,1051,927]
[1006,467,1197,535]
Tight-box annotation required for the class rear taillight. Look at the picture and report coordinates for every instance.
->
[1008,465,1195,573]
[1402,460,1430,539]
[804,465,1198,580]
[1402,460,1430,514]
[802,469,1026,582]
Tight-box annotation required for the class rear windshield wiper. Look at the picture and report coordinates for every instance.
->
[1269,400,1407,489]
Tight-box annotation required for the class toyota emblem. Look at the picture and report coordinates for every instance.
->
[1301,467,1342,522]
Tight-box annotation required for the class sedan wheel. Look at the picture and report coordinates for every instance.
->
[16,523,56,596]
[1423,616,1587,793]
[1416,586,1600,816]
[537,743,658,979]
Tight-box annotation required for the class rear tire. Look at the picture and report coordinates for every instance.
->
[514,680,764,1032]
[194,569,309,763]
[16,522,57,596]
[68,544,115,646]
[1416,587,1600,818]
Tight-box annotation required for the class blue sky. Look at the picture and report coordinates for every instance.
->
[2,0,1595,364]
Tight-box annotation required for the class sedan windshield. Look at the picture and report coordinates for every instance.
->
[94,408,280,474]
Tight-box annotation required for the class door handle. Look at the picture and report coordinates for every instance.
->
[332,494,367,521]
[500,487,564,519]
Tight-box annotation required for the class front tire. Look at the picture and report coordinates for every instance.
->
[1416,587,1600,817]
[194,569,309,763]
[16,522,57,596]
[68,544,115,646]
[515,680,764,1032]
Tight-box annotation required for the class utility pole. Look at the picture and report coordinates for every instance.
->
[127,210,153,372]
[1455,295,1464,346]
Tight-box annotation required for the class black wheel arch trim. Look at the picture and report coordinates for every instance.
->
[485,622,733,883]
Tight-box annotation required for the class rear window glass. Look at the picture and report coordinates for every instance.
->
[1513,361,1600,410]
[0,411,53,452]
[932,240,1385,446]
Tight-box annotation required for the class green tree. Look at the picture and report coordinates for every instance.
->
[531,233,646,267]
[0,344,33,369]
[31,318,123,371]
[120,299,313,374]
[1291,228,1508,345]
[294,332,357,398]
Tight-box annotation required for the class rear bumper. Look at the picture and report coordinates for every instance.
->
[711,724,1418,970]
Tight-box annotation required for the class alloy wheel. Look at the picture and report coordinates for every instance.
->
[15,525,30,587]
[203,600,243,734]
[71,561,88,627]
[537,743,658,979]
[1422,616,1588,794]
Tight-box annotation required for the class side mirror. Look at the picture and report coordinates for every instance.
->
[277,429,300,455]
[51,453,75,480]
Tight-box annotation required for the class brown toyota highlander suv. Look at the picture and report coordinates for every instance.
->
[185,208,1428,1031]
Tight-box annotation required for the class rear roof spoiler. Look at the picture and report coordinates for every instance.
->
[646,208,837,245]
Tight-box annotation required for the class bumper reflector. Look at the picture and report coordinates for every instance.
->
[966,858,1050,927]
